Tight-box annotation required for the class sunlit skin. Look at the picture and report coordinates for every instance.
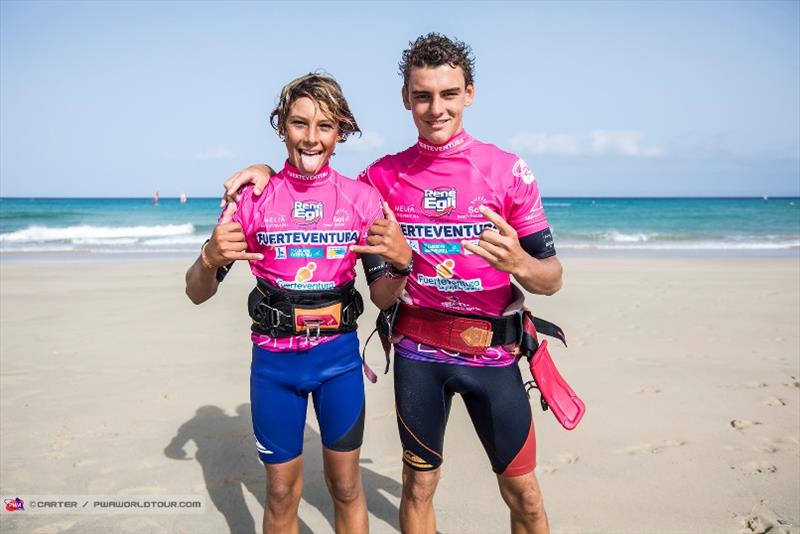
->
[283,96,338,176]
[402,64,474,145]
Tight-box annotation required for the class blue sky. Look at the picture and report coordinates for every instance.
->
[1,0,798,197]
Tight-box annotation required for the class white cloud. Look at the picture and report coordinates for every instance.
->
[590,130,665,157]
[193,147,237,160]
[509,133,579,155]
[338,130,384,153]
[508,130,665,158]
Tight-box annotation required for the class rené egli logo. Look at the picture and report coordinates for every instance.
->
[421,188,456,218]
[292,201,323,225]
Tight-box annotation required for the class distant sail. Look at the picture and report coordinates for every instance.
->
[153,191,159,205]
[179,192,187,204]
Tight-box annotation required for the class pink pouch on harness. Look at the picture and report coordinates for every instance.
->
[530,339,586,431]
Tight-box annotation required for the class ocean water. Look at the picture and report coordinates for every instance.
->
[1,197,798,259]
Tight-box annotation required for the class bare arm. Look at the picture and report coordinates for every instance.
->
[185,203,263,304]
[351,202,414,310]
[185,253,220,304]
[510,255,562,296]
[368,276,408,310]
[221,164,276,205]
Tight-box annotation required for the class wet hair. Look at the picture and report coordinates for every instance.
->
[269,72,361,142]
[399,33,475,88]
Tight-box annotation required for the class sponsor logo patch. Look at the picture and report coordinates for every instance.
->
[295,262,316,282]
[417,274,483,292]
[257,230,359,246]
[289,247,323,259]
[416,259,483,292]
[441,296,479,313]
[421,188,456,218]
[292,201,323,225]
[276,262,335,291]
[435,259,455,278]
[332,208,350,226]
[326,246,347,259]
[403,450,433,469]
[512,158,535,184]
[421,242,461,255]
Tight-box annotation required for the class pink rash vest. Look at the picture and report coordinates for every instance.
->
[358,130,552,367]
[233,160,384,352]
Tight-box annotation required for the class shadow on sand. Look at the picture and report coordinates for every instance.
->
[164,404,401,534]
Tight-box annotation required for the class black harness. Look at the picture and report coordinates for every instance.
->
[248,279,364,339]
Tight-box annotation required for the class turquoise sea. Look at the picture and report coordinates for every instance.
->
[1,197,798,259]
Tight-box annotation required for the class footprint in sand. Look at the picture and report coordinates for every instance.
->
[753,441,780,454]
[730,419,762,431]
[617,440,685,455]
[763,396,787,407]
[738,500,792,534]
[538,452,580,474]
[555,452,579,464]
[634,387,662,394]
[45,427,73,460]
[785,376,799,388]
[738,460,778,475]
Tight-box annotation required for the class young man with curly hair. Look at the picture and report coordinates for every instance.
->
[223,34,563,534]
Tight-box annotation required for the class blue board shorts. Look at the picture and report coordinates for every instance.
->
[250,332,365,464]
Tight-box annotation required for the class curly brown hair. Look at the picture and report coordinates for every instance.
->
[399,33,475,88]
[269,73,361,142]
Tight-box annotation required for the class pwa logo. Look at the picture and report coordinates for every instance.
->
[512,158,535,184]
[421,188,456,218]
[292,201,323,225]
[5,498,25,512]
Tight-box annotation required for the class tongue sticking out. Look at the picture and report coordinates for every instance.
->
[299,151,323,174]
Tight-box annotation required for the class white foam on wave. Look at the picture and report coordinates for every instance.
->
[73,238,140,246]
[0,223,195,242]
[601,231,655,243]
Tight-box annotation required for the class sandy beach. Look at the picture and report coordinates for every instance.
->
[1,255,798,534]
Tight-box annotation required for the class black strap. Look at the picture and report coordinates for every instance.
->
[215,261,234,282]
[249,279,363,337]
[532,316,567,347]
